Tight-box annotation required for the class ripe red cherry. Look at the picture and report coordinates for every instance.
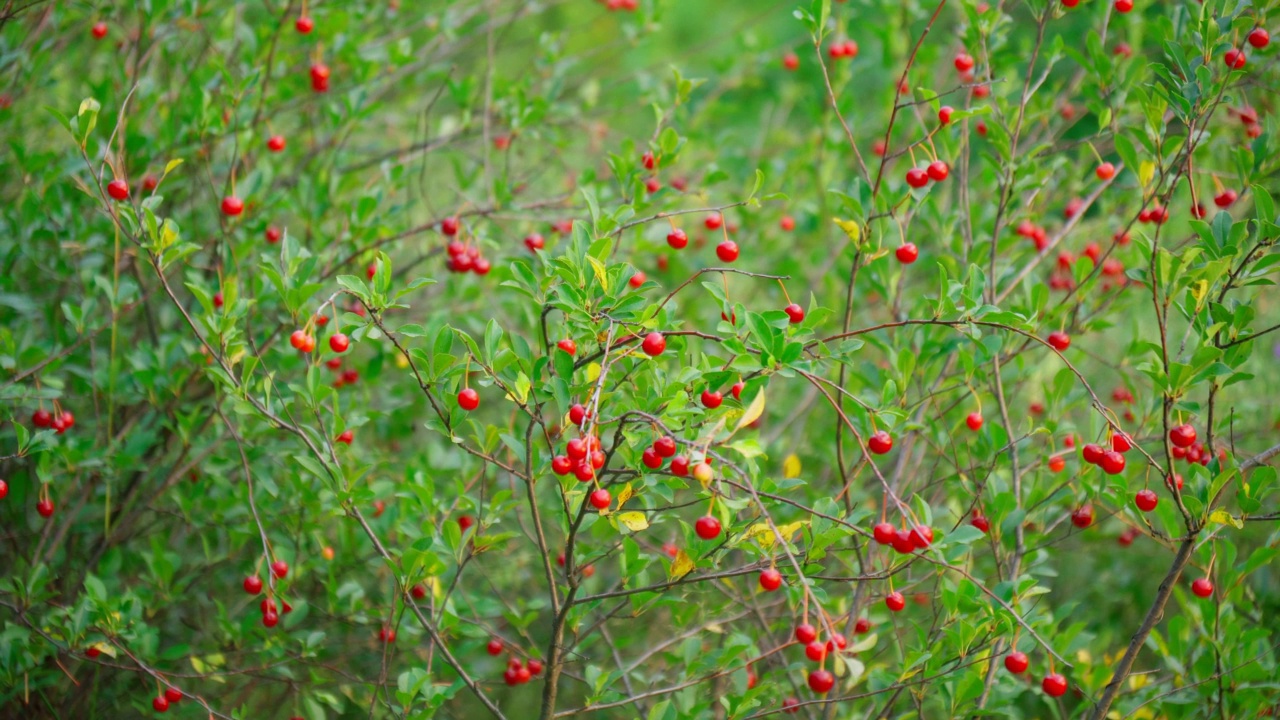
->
[629,271,646,288]
[262,610,279,627]
[808,669,835,694]
[704,213,723,230]
[867,430,893,455]
[438,216,460,236]
[556,338,577,356]
[329,333,349,353]
[36,499,55,518]
[1082,443,1104,465]
[267,135,286,152]
[1112,433,1132,453]
[910,525,934,548]
[589,488,611,510]
[410,583,427,600]
[1249,28,1270,49]
[310,63,330,91]
[905,168,929,188]
[716,241,739,262]
[642,447,662,469]
[783,52,799,70]
[885,591,906,612]
[153,696,170,713]
[938,106,953,125]
[872,522,896,545]
[266,226,282,243]
[780,215,795,231]
[1042,673,1068,697]
[1047,331,1070,351]
[895,243,918,264]
[784,303,805,324]
[841,40,858,57]
[759,568,782,591]
[782,697,800,714]
[1096,162,1116,180]
[164,687,182,703]
[1101,450,1126,475]
[1071,505,1094,529]
[528,659,543,675]
[666,229,688,249]
[1191,577,1213,598]
[695,515,722,540]
[1004,651,1029,674]
[954,52,975,72]
[644,177,661,194]
[457,388,480,411]
[1224,48,1246,70]
[566,438,587,460]
[1062,0,1080,6]
[966,412,983,430]
[221,196,244,216]
[971,514,991,533]
[641,151,656,170]
[244,575,263,594]
[1167,473,1184,491]
[641,332,666,356]
[141,174,158,191]
[653,437,677,458]
[295,15,314,33]
[670,456,689,476]
[379,627,396,642]
[568,404,588,426]
[32,408,53,427]
[1135,489,1158,512]
[1169,424,1196,448]
[795,623,818,643]
[892,530,916,554]
[0,479,6,500]
[270,560,289,579]
[701,389,723,409]
[927,160,949,182]
[804,639,826,662]
[487,638,503,655]
[107,179,129,201]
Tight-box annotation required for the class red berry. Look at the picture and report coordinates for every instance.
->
[528,659,543,674]
[642,151,656,170]
[164,687,182,703]
[32,408,53,427]
[457,388,480,411]
[927,160,949,182]
[1169,424,1196,448]
[1135,489,1158,512]
[1112,433,1132,453]
[441,217,460,236]
[642,446,662,469]
[670,456,689,476]
[971,514,991,533]
[704,213,723,230]
[92,21,109,39]
[221,196,244,216]
[695,515,722,540]
[266,226,282,243]
[1082,443,1104,465]
[1248,28,1270,49]
[938,106,953,125]
[804,640,827,662]
[807,669,834,694]
[730,381,745,400]
[780,215,795,231]
[1004,651,1029,674]
[153,696,170,713]
[566,438,587,460]
[759,568,782,591]
[701,389,723,409]
[795,623,817,644]
[1096,162,1116,180]
[1047,331,1070,351]
[783,52,799,70]
[905,168,930,188]
[523,233,544,252]
[826,633,847,652]
[270,560,288,579]
[641,332,666,356]
[784,303,805,324]
[0,479,7,500]
[590,488,611,509]
[36,499,54,518]
[666,229,688,249]
[336,430,354,445]
[1042,673,1068,697]
[629,271,646,288]
[873,522,896,545]
[966,412,983,430]
[1071,505,1094,529]
[1101,450,1126,475]
[1062,0,1079,6]
[885,591,906,612]
[954,52,975,72]
[716,241,739,263]
[568,404,588,426]
[868,430,893,455]
[244,575,263,594]
[487,638,503,655]
[267,135,286,152]
[107,179,129,201]
[379,627,396,642]
[262,610,279,627]
[310,63,330,92]
[895,243,918,264]
[909,525,934,548]
[329,333,349,353]
[1191,577,1213,598]
[295,15,314,33]
[1224,48,1246,70]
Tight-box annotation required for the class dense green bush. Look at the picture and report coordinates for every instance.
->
[2,0,1279,718]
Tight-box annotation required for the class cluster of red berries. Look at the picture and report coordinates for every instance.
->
[502,655,544,685]
[871,521,934,555]
[32,408,76,434]
[1081,432,1131,475]
[601,0,638,11]
[242,563,292,628]
[310,63,330,92]
[149,686,185,713]
[445,241,492,275]
[289,329,317,353]
[1015,220,1050,250]
[1236,106,1264,140]
[1168,423,1213,466]
[827,40,858,59]
[551,430,604,482]
[904,160,949,189]
[1137,205,1170,224]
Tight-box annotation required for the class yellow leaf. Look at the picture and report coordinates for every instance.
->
[1190,279,1209,307]
[833,217,861,243]
[1208,509,1243,529]
[616,483,633,509]
[587,256,609,289]
[395,353,410,369]
[616,511,649,532]
[586,362,601,382]
[783,453,801,478]
[742,520,806,548]
[163,158,184,176]
[669,549,695,579]
[735,390,765,432]
[1128,672,1149,690]
[1139,161,1155,189]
